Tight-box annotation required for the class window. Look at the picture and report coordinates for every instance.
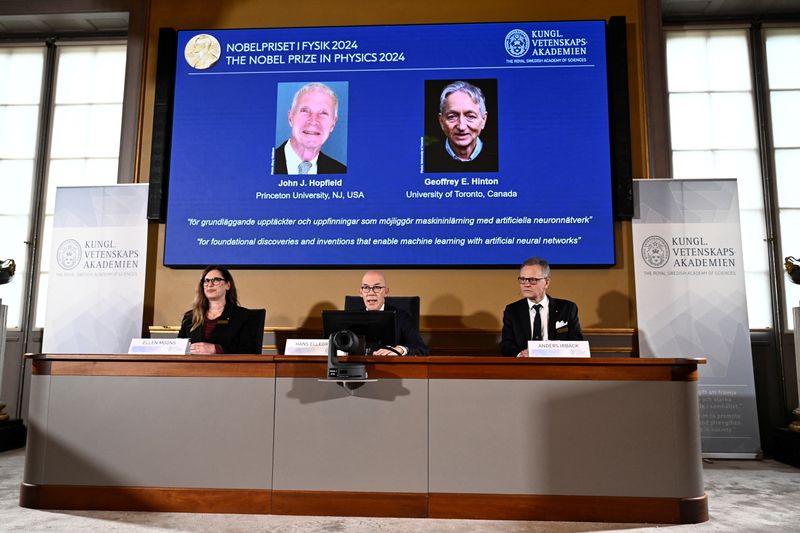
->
[765,28,800,325]
[665,29,772,328]
[0,42,126,329]
[36,44,127,327]
[0,47,44,328]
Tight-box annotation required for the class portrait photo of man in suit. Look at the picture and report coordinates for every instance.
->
[423,79,498,173]
[272,81,347,175]
[500,256,583,357]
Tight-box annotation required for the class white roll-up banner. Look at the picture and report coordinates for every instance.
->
[43,185,148,354]
[632,179,760,457]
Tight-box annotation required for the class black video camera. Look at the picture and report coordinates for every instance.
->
[327,330,368,380]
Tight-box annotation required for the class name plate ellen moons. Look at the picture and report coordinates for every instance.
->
[527,340,590,358]
[128,338,190,355]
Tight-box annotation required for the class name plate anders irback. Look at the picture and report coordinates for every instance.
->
[129,338,190,355]
[527,340,590,358]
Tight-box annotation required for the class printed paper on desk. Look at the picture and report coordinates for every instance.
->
[527,340,590,358]
[284,338,345,356]
[128,338,190,355]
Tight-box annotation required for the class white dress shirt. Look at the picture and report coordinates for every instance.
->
[284,142,319,175]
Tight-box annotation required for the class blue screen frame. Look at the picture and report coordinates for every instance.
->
[164,20,616,267]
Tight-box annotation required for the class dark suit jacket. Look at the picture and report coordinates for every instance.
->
[423,139,498,173]
[500,295,583,356]
[346,302,429,356]
[178,304,264,354]
[273,140,346,174]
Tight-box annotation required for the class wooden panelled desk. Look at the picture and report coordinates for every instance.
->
[20,355,708,524]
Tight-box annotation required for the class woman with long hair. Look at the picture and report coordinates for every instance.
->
[177,265,264,354]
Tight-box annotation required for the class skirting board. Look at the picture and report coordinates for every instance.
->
[19,485,709,524]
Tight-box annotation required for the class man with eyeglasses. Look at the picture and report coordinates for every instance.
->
[424,80,498,173]
[353,270,429,356]
[500,257,583,357]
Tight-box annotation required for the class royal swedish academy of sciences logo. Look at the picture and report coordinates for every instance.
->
[504,29,530,58]
[641,235,670,269]
[56,239,82,270]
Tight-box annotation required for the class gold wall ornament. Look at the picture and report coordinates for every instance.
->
[785,256,800,285]
[0,258,15,285]
[789,407,800,433]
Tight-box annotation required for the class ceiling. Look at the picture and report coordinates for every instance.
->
[662,0,800,18]
[0,12,129,35]
[0,2,798,35]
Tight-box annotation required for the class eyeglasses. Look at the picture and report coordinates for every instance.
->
[360,285,386,294]
[518,276,547,285]
[203,277,226,286]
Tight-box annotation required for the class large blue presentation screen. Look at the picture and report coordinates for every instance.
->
[164,20,615,267]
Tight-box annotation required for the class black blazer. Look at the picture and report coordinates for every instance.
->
[178,304,265,355]
[345,301,429,356]
[273,140,346,174]
[500,296,583,356]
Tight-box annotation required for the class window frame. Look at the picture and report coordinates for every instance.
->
[664,25,775,330]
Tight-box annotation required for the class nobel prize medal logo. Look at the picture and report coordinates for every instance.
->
[505,29,530,58]
[642,235,670,269]
[57,239,82,270]
[184,33,221,70]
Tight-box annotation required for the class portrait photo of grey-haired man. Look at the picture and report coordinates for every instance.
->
[273,81,348,175]
[423,79,498,173]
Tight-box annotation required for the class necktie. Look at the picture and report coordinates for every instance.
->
[298,161,312,174]
[532,304,542,341]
